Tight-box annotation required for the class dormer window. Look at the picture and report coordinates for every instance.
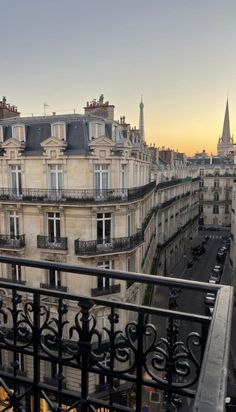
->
[51,123,66,140]
[12,125,25,142]
[89,122,105,140]
[0,126,3,143]
[112,124,120,142]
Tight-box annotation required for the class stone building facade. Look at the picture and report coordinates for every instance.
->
[0,98,199,401]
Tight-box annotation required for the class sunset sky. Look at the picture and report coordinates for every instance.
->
[1,0,236,155]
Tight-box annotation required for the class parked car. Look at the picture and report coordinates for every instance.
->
[205,292,216,305]
[208,278,217,284]
[191,245,206,256]
[216,249,227,263]
[205,305,214,316]
[212,264,223,275]
[209,273,221,283]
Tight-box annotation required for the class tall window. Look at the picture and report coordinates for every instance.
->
[10,165,22,195]
[199,180,204,188]
[214,192,219,201]
[225,191,230,201]
[94,165,109,198]
[48,165,63,190]
[97,213,111,244]
[199,169,204,176]
[0,126,3,143]
[48,269,61,287]
[12,125,25,142]
[213,205,219,214]
[11,264,21,281]
[199,205,203,214]
[47,212,60,240]
[121,164,127,190]
[214,168,220,176]
[225,205,230,214]
[97,261,112,289]
[9,211,19,238]
[89,123,105,139]
[214,179,219,188]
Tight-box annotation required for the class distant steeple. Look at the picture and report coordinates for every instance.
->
[221,99,232,144]
[217,99,234,156]
[139,96,145,142]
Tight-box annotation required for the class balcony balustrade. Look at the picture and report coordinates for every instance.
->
[91,283,121,297]
[40,282,68,292]
[211,186,222,192]
[75,231,144,256]
[0,181,155,204]
[37,235,68,250]
[0,234,25,249]
[0,255,232,412]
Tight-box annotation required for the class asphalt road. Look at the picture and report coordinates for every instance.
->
[148,229,231,412]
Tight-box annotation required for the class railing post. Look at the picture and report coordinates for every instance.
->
[135,312,145,412]
[33,292,40,412]
[80,300,92,412]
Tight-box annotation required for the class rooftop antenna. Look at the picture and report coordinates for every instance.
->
[43,102,49,116]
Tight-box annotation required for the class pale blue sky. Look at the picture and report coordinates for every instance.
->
[1,0,236,154]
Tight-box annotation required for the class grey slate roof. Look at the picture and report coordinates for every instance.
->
[0,114,115,156]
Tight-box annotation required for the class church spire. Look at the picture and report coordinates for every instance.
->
[221,99,231,144]
[139,96,145,142]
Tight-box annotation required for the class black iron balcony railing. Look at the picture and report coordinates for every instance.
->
[40,283,68,292]
[156,176,192,190]
[0,255,232,412]
[0,276,26,285]
[75,231,144,256]
[91,283,121,297]
[0,234,25,249]
[37,235,68,250]
[0,182,155,204]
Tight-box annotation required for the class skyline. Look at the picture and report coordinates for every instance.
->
[1,0,236,155]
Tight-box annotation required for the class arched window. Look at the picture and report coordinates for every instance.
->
[214,192,219,201]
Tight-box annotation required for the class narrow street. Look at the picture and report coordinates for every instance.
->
[146,229,231,412]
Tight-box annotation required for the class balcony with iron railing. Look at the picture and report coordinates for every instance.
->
[37,235,68,250]
[91,283,121,297]
[0,255,232,412]
[0,234,25,249]
[0,181,156,205]
[75,231,144,256]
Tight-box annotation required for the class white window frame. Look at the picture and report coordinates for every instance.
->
[121,164,127,190]
[47,212,61,239]
[12,124,25,142]
[96,261,112,289]
[48,164,64,190]
[9,211,20,237]
[51,122,66,140]
[10,165,22,195]
[97,212,111,245]
[94,164,110,198]
[0,126,3,143]
[89,122,105,140]
[48,269,61,287]
[10,264,21,281]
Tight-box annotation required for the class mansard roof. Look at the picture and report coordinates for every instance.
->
[0,114,116,156]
